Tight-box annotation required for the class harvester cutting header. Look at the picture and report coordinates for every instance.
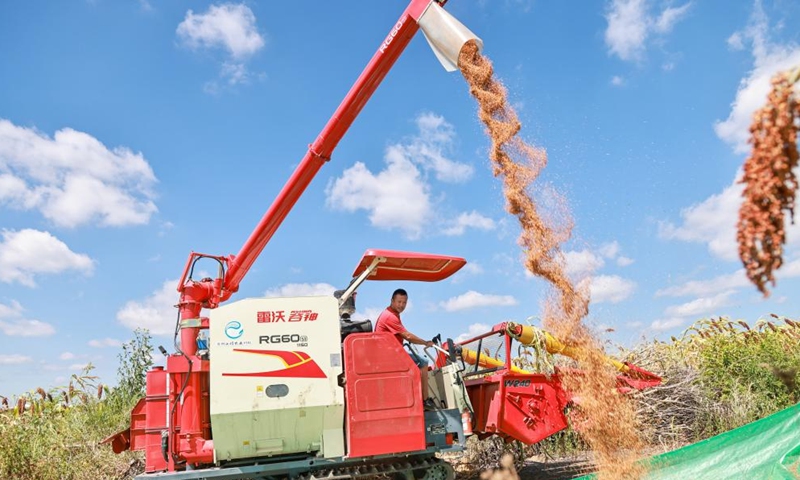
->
[103,2,660,479]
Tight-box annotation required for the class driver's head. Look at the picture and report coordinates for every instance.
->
[390,288,408,314]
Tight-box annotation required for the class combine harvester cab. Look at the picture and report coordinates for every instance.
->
[339,249,474,461]
[449,323,662,445]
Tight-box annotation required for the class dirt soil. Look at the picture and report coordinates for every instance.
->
[453,453,596,480]
[517,455,595,480]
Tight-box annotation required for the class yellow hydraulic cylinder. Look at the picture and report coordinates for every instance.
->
[459,346,531,374]
[506,322,630,373]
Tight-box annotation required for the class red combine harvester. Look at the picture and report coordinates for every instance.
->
[104,2,661,479]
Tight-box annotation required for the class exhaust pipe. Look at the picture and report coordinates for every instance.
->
[418,2,483,72]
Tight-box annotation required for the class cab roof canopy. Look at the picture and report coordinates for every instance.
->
[352,249,466,282]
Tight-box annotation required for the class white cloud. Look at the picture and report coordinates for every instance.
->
[605,0,648,61]
[651,317,686,331]
[177,3,265,89]
[176,3,264,58]
[714,3,800,153]
[604,0,691,62]
[452,262,484,284]
[455,323,492,343]
[0,300,23,318]
[462,262,484,276]
[611,75,625,86]
[661,171,800,261]
[617,256,634,267]
[0,119,157,227]
[654,4,691,33]
[439,291,518,312]
[117,279,179,336]
[203,81,221,95]
[263,283,337,298]
[658,181,743,261]
[589,275,636,303]
[664,291,734,318]
[598,241,621,258]
[351,307,383,323]
[564,242,631,278]
[408,113,473,183]
[778,258,800,279]
[326,112,474,239]
[0,319,56,337]
[42,363,68,372]
[0,229,94,286]
[656,270,749,297]
[0,354,32,365]
[442,211,495,236]
[326,157,430,239]
[727,32,745,51]
[0,301,51,338]
[661,4,800,268]
[88,338,123,348]
[59,352,76,360]
[220,61,250,85]
[564,249,604,278]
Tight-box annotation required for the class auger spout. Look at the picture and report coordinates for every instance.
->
[417,2,482,72]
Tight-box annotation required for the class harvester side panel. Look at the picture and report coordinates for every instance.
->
[209,296,345,461]
[143,366,168,472]
[343,333,425,457]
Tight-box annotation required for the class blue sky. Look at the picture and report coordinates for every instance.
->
[1,0,799,397]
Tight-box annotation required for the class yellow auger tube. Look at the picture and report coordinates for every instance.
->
[460,346,532,374]
[506,322,630,373]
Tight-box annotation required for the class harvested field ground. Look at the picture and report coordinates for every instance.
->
[451,452,596,480]
[517,454,595,480]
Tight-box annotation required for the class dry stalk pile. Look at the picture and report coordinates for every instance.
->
[458,39,644,479]
[738,67,800,296]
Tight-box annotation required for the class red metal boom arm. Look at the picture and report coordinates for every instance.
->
[225,0,434,294]
[177,0,439,324]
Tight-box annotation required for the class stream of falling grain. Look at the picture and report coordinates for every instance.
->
[458,40,645,479]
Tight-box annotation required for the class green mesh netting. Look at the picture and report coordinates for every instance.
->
[576,402,800,479]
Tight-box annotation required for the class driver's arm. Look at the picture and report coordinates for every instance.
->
[400,331,433,348]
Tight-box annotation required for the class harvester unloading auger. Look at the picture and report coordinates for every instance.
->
[457,322,656,377]
[505,322,662,391]
[102,2,661,479]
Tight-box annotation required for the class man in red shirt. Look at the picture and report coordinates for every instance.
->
[375,288,437,410]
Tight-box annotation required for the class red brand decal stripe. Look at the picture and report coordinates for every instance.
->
[222,349,327,379]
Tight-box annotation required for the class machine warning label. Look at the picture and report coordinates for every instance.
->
[428,424,447,435]
[257,310,320,323]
